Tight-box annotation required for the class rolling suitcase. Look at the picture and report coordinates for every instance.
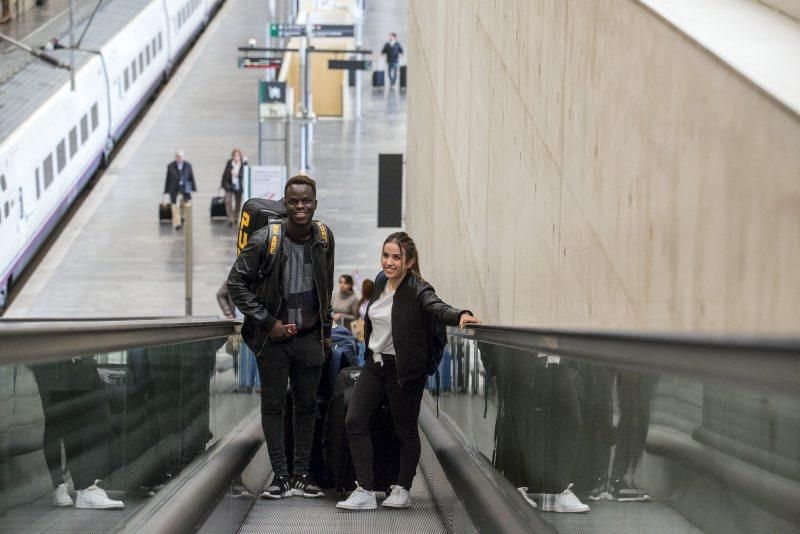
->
[159,203,171,223]
[325,366,400,494]
[399,65,407,89]
[372,70,385,87]
[210,194,226,218]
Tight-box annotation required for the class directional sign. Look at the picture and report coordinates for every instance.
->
[312,24,354,37]
[269,23,305,38]
[238,57,282,69]
[260,81,287,103]
[328,59,372,71]
[268,23,355,38]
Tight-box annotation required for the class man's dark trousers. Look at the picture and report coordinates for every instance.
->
[256,328,324,478]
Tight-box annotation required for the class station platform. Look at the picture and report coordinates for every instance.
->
[6,0,405,318]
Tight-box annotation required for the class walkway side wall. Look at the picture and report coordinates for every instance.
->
[406,0,800,334]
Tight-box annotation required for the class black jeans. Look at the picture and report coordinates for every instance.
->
[256,329,324,478]
[610,371,657,481]
[345,356,426,491]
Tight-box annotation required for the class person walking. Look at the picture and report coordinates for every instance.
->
[0,0,11,24]
[220,148,247,227]
[381,33,403,90]
[227,174,335,499]
[336,232,480,510]
[163,150,196,230]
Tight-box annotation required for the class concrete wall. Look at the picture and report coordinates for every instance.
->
[406,0,800,334]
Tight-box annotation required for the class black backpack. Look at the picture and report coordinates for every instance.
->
[236,197,329,275]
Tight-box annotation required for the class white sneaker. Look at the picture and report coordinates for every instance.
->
[540,484,589,513]
[75,481,124,510]
[517,487,537,509]
[335,483,377,511]
[53,483,73,507]
[382,485,411,508]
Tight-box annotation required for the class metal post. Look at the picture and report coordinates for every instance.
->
[69,0,76,90]
[184,202,193,316]
[299,34,309,171]
[284,117,292,173]
[355,0,364,118]
[258,119,263,165]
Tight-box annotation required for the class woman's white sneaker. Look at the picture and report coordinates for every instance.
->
[336,483,377,510]
[75,480,124,510]
[540,484,589,513]
[53,483,73,507]
[382,485,411,508]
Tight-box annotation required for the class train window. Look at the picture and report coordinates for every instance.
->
[57,140,66,173]
[81,114,89,143]
[35,169,41,199]
[0,174,5,191]
[18,187,23,219]
[146,45,151,65]
[43,155,54,188]
[139,52,144,73]
[91,104,99,131]
[152,37,157,56]
[4,201,8,219]
[158,33,163,51]
[131,60,137,83]
[124,68,129,91]
[69,127,78,158]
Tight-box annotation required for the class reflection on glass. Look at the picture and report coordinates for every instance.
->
[428,336,800,534]
[0,335,261,533]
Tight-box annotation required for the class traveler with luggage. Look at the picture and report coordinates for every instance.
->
[163,149,196,230]
[220,148,247,227]
[380,33,404,90]
[336,232,480,510]
[227,174,335,500]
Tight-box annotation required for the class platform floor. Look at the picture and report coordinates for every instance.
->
[7,0,407,318]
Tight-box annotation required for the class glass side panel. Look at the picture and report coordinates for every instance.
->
[427,336,800,534]
[0,335,262,533]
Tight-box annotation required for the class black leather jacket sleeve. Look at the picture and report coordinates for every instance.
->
[416,280,465,326]
[226,230,278,332]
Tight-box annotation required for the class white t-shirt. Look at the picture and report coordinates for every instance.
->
[367,286,395,364]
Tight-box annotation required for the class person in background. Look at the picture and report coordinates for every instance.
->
[336,232,480,511]
[221,148,247,227]
[0,0,11,24]
[381,32,403,89]
[163,149,196,231]
[357,279,374,320]
[332,274,359,327]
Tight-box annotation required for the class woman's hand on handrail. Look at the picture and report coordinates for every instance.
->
[459,313,481,329]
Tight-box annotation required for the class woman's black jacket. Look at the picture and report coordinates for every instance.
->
[221,159,248,192]
[365,271,466,384]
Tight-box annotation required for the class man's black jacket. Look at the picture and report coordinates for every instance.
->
[365,271,466,384]
[226,221,335,354]
[163,161,196,202]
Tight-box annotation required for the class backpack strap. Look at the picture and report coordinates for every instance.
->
[259,221,283,281]
[314,221,329,253]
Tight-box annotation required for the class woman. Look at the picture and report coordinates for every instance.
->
[336,232,480,510]
[357,279,374,320]
[220,149,247,226]
[332,274,360,327]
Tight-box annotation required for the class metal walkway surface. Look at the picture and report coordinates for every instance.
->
[239,469,448,534]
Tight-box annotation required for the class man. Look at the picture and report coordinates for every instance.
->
[227,174,334,499]
[163,150,196,230]
[0,0,11,24]
[381,32,404,89]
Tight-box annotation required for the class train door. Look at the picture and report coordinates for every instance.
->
[0,153,20,310]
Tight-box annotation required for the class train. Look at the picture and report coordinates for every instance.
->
[0,0,224,312]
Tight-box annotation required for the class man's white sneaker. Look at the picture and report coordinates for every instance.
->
[517,487,538,509]
[53,483,73,507]
[382,485,411,508]
[335,483,377,511]
[540,484,589,513]
[75,481,124,510]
